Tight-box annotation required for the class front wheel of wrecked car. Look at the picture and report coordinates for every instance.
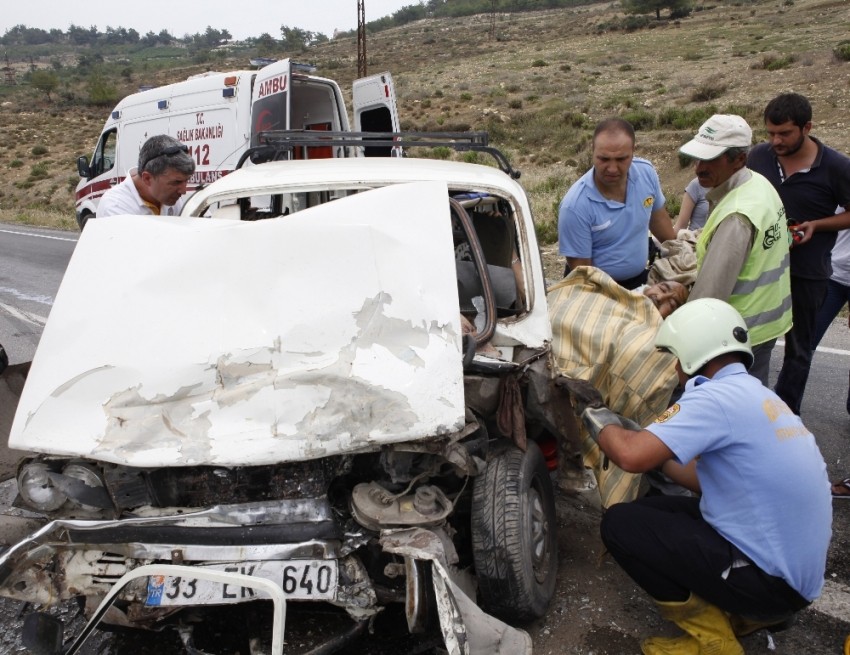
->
[471,440,557,622]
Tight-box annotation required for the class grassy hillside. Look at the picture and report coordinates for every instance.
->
[1,0,849,239]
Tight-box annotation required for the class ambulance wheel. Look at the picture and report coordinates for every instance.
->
[77,211,93,231]
[471,441,557,622]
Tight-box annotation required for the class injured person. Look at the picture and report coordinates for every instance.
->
[548,266,688,507]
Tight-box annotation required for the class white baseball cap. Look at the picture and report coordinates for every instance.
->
[679,114,753,161]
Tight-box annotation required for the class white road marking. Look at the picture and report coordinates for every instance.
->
[778,340,850,358]
[0,228,77,243]
[0,302,47,327]
[811,578,850,623]
[0,286,53,306]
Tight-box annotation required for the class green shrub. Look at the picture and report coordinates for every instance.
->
[690,80,727,102]
[622,109,655,131]
[752,54,796,70]
[86,73,119,107]
[622,15,652,32]
[508,99,523,109]
[666,193,683,216]
[431,146,452,160]
[9,159,23,169]
[460,92,472,102]
[535,218,558,245]
[531,59,548,67]
[462,151,480,164]
[562,112,588,129]
[31,145,48,157]
[530,175,567,195]
[657,106,717,129]
[29,161,50,180]
[834,41,850,62]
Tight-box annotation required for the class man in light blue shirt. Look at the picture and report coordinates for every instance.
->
[558,118,676,289]
[568,298,831,655]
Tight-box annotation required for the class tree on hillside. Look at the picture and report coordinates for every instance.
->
[622,0,693,20]
[279,25,327,51]
[29,69,58,101]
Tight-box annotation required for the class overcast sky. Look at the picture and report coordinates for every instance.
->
[1,0,416,41]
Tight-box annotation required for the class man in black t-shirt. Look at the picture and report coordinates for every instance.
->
[748,92,850,415]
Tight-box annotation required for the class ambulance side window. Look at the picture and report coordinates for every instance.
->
[91,129,118,177]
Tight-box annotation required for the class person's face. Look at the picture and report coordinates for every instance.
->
[694,152,744,189]
[765,119,810,157]
[592,131,634,192]
[141,168,191,208]
[643,281,688,318]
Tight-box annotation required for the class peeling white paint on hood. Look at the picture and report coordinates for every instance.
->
[11,181,466,467]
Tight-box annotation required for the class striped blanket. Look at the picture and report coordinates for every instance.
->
[548,267,678,507]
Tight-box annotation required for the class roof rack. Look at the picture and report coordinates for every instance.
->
[237,131,520,179]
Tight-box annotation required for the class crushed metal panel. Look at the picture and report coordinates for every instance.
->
[11,181,466,466]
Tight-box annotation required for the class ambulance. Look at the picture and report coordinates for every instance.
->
[74,59,399,229]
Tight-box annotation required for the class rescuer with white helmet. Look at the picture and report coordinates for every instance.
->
[654,296,753,376]
[567,298,831,655]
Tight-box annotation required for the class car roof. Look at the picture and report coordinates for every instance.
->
[182,157,529,216]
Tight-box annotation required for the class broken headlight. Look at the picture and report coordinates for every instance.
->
[17,461,67,512]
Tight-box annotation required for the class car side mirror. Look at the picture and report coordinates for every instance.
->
[77,155,91,179]
[22,612,64,655]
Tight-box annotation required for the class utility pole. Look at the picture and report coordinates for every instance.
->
[3,52,15,86]
[357,0,367,77]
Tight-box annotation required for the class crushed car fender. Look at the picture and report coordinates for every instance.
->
[381,527,533,655]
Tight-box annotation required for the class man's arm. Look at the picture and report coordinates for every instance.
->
[566,256,593,270]
[649,207,676,243]
[660,459,700,493]
[673,193,697,233]
[795,209,850,244]
[596,423,674,473]
[689,214,754,301]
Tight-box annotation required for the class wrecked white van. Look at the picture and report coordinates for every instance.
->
[3,136,579,654]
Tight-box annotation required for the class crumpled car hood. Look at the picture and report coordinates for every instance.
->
[11,181,466,467]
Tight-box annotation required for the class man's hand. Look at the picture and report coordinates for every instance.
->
[557,377,605,415]
[582,408,643,445]
[791,220,815,245]
[582,406,622,443]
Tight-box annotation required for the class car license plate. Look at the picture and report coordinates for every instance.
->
[145,560,338,606]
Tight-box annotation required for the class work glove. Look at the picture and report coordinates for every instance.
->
[582,408,643,444]
[556,377,605,416]
[581,407,621,444]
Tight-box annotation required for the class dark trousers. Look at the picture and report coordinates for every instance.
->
[774,276,829,414]
[812,278,850,414]
[600,496,809,621]
[749,338,777,387]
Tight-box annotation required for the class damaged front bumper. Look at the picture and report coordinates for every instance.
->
[0,498,531,654]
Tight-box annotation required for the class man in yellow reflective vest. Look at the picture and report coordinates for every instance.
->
[680,114,792,385]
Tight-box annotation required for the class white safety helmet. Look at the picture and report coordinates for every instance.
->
[655,298,753,375]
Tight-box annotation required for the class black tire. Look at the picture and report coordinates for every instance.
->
[471,441,557,622]
[77,211,92,231]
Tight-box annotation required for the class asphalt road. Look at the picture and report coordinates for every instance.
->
[1,223,848,653]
